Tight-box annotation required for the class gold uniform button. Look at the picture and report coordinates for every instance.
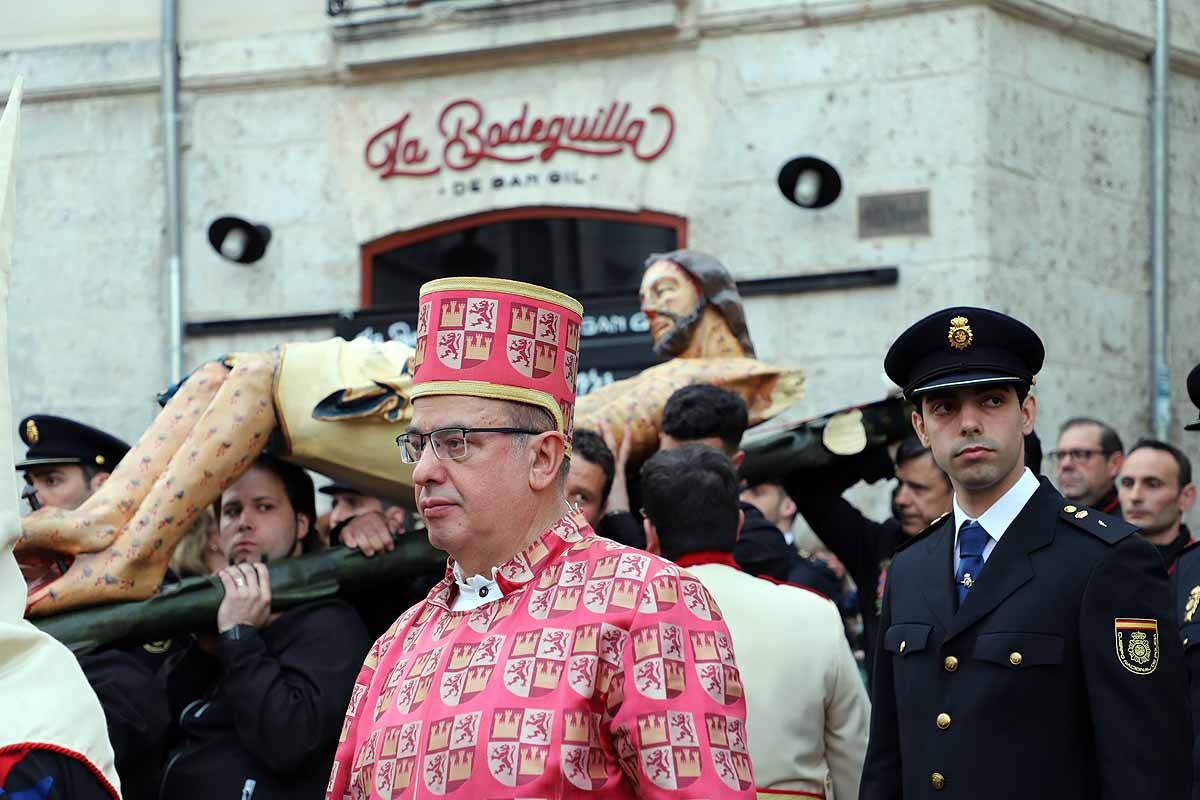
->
[936,713,952,730]
[899,640,906,653]
[931,772,946,790]
[1009,651,1023,666]
[943,656,959,672]
[1064,505,1077,513]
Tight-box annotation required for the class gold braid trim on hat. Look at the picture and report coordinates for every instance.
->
[408,380,571,455]
[418,277,584,316]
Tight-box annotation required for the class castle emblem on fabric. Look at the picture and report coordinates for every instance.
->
[637,711,702,790]
[486,708,554,788]
[705,713,755,792]
[948,315,973,350]
[563,319,580,393]
[432,296,498,370]
[507,303,560,379]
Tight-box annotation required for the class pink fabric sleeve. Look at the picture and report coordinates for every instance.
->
[604,566,757,799]
[325,638,381,800]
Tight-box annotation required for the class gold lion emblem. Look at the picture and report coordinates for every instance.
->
[948,316,973,350]
[1186,585,1200,623]
[24,418,38,445]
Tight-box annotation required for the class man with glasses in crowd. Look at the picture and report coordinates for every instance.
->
[326,278,756,799]
[1051,417,1124,514]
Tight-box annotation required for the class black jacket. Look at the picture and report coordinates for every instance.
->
[862,479,1191,799]
[790,493,904,682]
[161,599,370,800]
[1172,534,1200,800]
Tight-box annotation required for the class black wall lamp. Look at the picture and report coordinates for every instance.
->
[208,216,272,264]
[777,156,842,209]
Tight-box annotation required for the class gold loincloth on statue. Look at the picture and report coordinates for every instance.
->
[273,337,416,505]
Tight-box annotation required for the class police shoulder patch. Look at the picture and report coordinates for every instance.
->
[1114,618,1159,675]
[1060,504,1134,543]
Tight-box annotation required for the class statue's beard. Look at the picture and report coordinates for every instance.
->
[651,304,704,357]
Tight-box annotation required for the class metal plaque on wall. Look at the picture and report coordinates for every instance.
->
[858,190,931,238]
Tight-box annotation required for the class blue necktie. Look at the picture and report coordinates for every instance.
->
[956,520,989,608]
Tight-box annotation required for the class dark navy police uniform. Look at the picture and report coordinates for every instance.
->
[1178,362,1200,800]
[860,308,1191,798]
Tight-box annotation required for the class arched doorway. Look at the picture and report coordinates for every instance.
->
[353,206,686,392]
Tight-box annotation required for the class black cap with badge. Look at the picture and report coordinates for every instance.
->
[884,307,1045,400]
[1186,364,1200,432]
[15,414,131,471]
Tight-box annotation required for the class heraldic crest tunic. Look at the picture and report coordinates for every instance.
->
[326,511,756,799]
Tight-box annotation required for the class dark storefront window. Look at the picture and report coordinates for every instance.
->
[367,211,679,305]
[345,207,686,392]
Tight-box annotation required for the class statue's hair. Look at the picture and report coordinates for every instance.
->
[643,249,755,357]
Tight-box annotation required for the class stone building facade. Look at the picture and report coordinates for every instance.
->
[2,1,1198,520]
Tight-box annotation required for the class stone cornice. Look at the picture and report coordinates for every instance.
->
[1,0,1196,104]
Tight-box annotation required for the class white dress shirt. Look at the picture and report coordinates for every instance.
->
[951,467,1040,575]
[449,562,503,611]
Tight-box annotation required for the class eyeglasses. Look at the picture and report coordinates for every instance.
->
[1048,448,1107,463]
[395,427,539,464]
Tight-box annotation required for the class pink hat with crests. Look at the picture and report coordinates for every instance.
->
[410,277,584,452]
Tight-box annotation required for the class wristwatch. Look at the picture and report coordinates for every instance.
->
[220,624,257,641]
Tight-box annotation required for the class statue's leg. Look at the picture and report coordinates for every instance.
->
[17,360,231,555]
[24,352,280,616]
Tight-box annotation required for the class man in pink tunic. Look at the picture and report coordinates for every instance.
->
[326,277,755,800]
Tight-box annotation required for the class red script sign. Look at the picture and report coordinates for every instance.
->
[365,99,675,179]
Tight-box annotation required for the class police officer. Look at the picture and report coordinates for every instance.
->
[15,414,171,800]
[1174,362,1200,800]
[860,307,1190,799]
[15,414,129,511]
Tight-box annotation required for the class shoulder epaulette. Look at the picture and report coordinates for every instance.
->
[1058,502,1134,544]
[895,511,951,554]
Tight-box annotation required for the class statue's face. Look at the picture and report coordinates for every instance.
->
[639,260,704,357]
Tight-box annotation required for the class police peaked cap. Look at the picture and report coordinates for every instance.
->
[885,307,1045,400]
[15,414,131,471]
[1186,364,1200,432]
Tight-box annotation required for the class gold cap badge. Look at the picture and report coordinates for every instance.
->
[24,419,38,444]
[948,316,973,350]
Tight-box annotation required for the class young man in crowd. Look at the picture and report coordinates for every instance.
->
[861,307,1189,798]
[789,436,953,684]
[327,278,755,798]
[1052,417,1124,514]
[641,444,869,799]
[162,455,370,799]
[660,384,841,599]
